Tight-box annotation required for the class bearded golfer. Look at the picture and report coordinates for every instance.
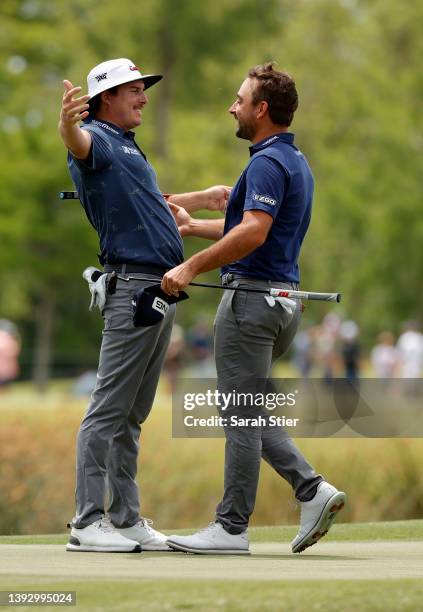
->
[59,58,229,553]
[162,63,346,555]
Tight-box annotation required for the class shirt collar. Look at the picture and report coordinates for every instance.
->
[249,132,294,156]
[86,118,136,140]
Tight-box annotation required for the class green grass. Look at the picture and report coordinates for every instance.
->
[1,521,422,611]
[1,519,422,545]
[0,578,421,611]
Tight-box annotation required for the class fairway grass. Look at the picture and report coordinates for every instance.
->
[0,578,422,611]
[1,521,423,611]
[1,518,423,545]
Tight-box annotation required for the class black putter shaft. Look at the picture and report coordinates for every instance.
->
[116,275,341,303]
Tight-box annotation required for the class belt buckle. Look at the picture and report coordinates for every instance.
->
[222,273,234,286]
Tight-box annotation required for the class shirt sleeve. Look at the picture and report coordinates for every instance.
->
[244,155,287,219]
[70,125,113,171]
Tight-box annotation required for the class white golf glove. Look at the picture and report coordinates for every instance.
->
[264,294,297,315]
[82,266,108,312]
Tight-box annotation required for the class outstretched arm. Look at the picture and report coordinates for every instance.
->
[168,202,225,241]
[166,185,231,213]
[58,80,92,159]
[161,210,273,294]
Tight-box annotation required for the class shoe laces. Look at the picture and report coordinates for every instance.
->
[199,522,220,535]
[136,517,156,535]
[95,516,115,533]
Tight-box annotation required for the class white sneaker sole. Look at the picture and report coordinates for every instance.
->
[292,491,346,554]
[66,542,141,553]
[166,540,250,555]
[141,543,172,551]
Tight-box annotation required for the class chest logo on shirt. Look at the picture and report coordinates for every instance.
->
[121,145,141,156]
[253,192,277,206]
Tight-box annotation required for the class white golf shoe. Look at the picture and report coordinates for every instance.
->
[291,481,346,554]
[66,516,141,553]
[116,517,171,551]
[167,522,250,555]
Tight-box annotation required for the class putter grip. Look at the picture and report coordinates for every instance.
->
[59,191,79,199]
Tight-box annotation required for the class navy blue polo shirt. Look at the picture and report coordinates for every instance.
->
[221,132,314,283]
[67,118,183,268]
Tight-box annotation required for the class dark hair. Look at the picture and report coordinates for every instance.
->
[86,85,120,120]
[248,62,298,126]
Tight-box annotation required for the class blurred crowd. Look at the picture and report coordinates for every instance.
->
[1,314,423,393]
[292,315,423,381]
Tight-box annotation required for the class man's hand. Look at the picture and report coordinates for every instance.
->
[167,202,193,237]
[203,185,231,212]
[59,80,92,159]
[59,80,90,129]
[161,262,197,296]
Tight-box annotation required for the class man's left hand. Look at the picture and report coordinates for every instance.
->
[204,185,231,212]
[161,263,196,296]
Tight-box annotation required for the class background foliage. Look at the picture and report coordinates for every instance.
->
[2,385,423,534]
[0,0,422,382]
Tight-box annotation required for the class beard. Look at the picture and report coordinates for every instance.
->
[235,117,256,141]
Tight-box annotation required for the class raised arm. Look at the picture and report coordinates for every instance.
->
[58,80,92,159]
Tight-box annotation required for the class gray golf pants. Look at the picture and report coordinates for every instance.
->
[214,277,322,534]
[73,274,175,529]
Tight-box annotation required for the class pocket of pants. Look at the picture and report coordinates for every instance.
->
[103,290,134,331]
[230,290,248,326]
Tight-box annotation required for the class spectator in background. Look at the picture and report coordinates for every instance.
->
[316,313,342,383]
[292,328,313,378]
[0,320,21,387]
[186,317,215,377]
[339,320,360,382]
[396,321,423,378]
[371,331,399,378]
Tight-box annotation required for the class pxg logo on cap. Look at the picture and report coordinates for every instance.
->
[132,284,189,327]
[87,58,163,100]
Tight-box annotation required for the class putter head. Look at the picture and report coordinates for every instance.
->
[132,284,189,327]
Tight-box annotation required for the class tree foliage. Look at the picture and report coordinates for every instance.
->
[0,0,421,380]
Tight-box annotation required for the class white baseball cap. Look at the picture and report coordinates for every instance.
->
[87,58,162,99]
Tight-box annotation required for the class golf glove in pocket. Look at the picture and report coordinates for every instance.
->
[264,294,297,316]
[82,266,108,312]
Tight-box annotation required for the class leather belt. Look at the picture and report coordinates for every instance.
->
[104,263,168,275]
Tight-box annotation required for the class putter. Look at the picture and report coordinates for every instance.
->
[70,189,341,303]
[115,275,341,303]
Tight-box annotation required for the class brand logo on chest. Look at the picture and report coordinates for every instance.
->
[121,145,141,156]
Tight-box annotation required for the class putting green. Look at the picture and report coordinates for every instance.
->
[0,540,422,582]
[1,523,423,611]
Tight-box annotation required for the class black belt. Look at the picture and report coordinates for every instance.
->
[104,263,168,275]
[221,273,299,290]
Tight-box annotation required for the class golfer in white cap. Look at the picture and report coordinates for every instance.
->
[59,59,230,553]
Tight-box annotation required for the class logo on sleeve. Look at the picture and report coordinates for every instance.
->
[95,73,107,82]
[253,192,277,206]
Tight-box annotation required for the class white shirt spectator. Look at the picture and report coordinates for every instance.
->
[397,330,423,378]
[371,344,399,377]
